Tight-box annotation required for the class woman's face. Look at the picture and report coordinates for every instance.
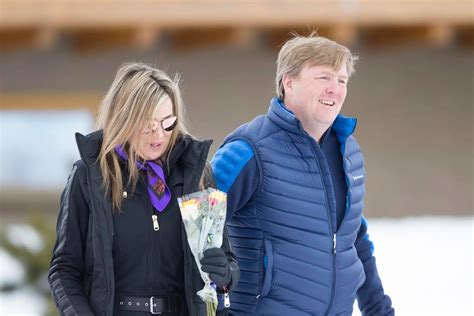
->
[134,97,176,161]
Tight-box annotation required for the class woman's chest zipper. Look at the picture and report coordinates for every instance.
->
[152,214,160,231]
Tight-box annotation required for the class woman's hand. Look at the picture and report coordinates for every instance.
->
[200,247,231,287]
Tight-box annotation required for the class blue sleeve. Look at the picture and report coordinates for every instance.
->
[355,217,394,316]
[211,140,259,221]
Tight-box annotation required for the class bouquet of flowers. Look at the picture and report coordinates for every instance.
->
[178,188,227,316]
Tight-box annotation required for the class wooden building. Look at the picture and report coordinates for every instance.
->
[1,0,473,219]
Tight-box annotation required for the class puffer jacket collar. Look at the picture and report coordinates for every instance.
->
[267,97,358,140]
[75,130,102,164]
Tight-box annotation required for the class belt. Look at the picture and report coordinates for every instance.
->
[116,295,182,314]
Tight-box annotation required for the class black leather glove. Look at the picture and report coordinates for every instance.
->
[200,247,231,287]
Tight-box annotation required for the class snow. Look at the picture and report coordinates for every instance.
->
[0,249,25,286]
[0,216,473,315]
[353,216,473,316]
[5,225,44,254]
[0,287,46,316]
[0,110,94,190]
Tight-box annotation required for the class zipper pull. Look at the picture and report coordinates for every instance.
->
[152,214,159,231]
[333,233,337,255]
[223,287,230,307]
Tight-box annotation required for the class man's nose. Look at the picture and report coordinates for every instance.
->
[326,80,338,94]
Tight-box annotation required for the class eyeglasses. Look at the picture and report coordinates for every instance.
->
[142,115,177,134]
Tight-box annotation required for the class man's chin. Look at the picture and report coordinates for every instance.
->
[314,116,338,126]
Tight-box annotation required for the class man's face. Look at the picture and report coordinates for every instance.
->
[284,64,348,128]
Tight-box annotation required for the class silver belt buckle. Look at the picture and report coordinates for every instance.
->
[149,296,162,315]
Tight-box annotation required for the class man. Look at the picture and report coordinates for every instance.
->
[211,34,394,315]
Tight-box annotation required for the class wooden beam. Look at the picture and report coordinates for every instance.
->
[0,28,36,51]
[363,25,455,48]
[265,27,314,50]
[0,92,100,112]
[264,26,358,52]
[36,28,59,50]
[315,25,358,47]
[0,27,58,52]
[230,28,260,48]
[67,27,160,52]
[169,28,257,51]
[425,25,455,46]
[0,1,472,51]
[1,0,473,29]
[457,25,474,48]
[135,27,161,49]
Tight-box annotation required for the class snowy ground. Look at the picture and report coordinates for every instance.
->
[1,216,473,315]
[352,216,473,316]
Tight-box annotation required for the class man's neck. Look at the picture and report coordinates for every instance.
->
[282,98,330,143]
[301,121,330,143]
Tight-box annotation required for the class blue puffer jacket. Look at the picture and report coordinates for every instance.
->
[212,98,393,315]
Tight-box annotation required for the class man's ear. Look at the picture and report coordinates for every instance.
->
[282,74,293,96]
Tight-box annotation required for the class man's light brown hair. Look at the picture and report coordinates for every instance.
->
[276,33,358,99]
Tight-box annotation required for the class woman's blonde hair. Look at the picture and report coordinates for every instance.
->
[276,32,358,99]
[96,62,188,210]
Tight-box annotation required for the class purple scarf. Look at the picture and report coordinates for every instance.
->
[115,146,171,212]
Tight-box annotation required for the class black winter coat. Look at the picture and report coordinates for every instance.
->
[48,131,240,316]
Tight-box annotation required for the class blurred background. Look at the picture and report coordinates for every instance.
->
[0,0,472,315]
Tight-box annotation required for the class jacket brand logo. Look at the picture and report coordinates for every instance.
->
[353,175,364,181]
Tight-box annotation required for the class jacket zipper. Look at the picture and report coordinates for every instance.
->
[307,135,337,316]
[326,233,337,316]
[152,214,160,231]
[148,200,158,294]
[223,286,231,307]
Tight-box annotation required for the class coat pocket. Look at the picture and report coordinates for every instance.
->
[259,238,274,297]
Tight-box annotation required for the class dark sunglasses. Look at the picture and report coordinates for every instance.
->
[142,115,177,134]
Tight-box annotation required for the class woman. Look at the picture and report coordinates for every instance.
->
[48,62,239,316]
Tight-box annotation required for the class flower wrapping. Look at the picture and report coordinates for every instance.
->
[178,188,227,316]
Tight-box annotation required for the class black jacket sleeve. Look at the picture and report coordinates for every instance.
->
[48,162,94,316]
